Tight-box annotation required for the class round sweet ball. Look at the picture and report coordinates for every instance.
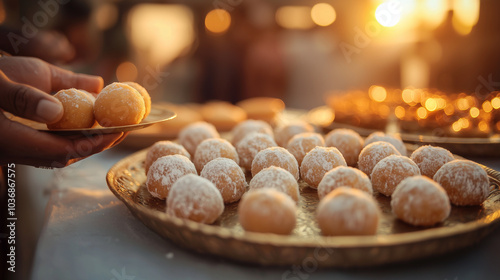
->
[123,82,151,118]
[434,160,490,206]
[358,141,400,177]
[146,155,197,199]
[236,132,277,170]
[166,174,224,224]
[300,146,347,188]
[410,145,454,179]
[79,89,96,102]
[251,147,299,180]
[364,131,407,156]
[193,138,239,173]
[145,141,190,175]
[200,158,247,204]
[391,176,451,226]
[231,119,274,146]
[324,128,364,167]
[156,103,203,135]
[178,121,220,156]
[47,88,95,129]
[200,101,247,131]
[94,82,146,127]
[317,187,380,236]
[371,155,420,196]
[249,166,300,202]
[238,188,297,235]
[317,166,372,200]
[274,121,315,147]
[287,132,325,166]
[236,97,285,123]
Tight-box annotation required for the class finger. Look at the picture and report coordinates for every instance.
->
[0,71,63,124]
[60,132,124,166]
[48,64,104,93]
[110,132,129,148]
[47,132,124,167]
[0,115,123,167]
[74,132,125,153]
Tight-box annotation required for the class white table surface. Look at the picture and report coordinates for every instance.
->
[26,147,500,280]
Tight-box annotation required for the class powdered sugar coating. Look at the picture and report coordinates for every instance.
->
[48,88,95,129]
[433,160,490,206]
[317,166,372,199]
[79,89,96,102]
[358,141,401,177]
[287,132,325,166]
[178,121,220,155]
[145,141,190,175]
[193,138,239,173]
[231,119,274,146]
[410,145,454,179]
[300,146,347,188]
[317,187,380,236]
[238,188,297,234]
[94,82,146,127]
[236,132,277,170]
[364,132,407,156]
[391,176,451,226]
[166,174,224,224]
[274,121,315,147]
[324,128,364,167]
[371,155,420,196]
[146,155,197,199]
[251,147,300,180]
[249,166,300,202]
[200,158,247,204]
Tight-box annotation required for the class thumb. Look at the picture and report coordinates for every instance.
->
[0,71,63,124]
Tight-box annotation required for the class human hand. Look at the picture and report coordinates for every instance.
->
[0,56,127,167]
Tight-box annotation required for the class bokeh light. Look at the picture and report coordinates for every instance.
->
[116,61,138,82]
[452,0,480,35]
[469,107,480,118]
[205,9,231,34]
[478,121,489,132]
[375,1,401,27]
[395,106,406,119]
[369,85,387,102]
[457,97,470,110]
[311,3,336,27]
[482,101,493,113]
[94,3,118,30]
[416,107,428,119]
[276,6,314,29]
[444,104,455,115]
[425,98,438,111]
[128,4,194,67]
[492,97,500,109]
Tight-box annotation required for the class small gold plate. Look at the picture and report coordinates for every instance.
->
[107,149,500,267]
[6,104,176,136]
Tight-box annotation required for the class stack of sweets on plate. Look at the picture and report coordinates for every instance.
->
[143,101,491,236]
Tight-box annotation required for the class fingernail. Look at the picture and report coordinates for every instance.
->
[36,99,63,123]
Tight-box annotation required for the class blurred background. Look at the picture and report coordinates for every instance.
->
[1,0,499,110]
[2,1,500,279]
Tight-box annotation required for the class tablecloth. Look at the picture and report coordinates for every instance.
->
[28,149,500,280]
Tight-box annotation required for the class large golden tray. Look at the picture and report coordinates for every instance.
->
[107,149,500,267]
